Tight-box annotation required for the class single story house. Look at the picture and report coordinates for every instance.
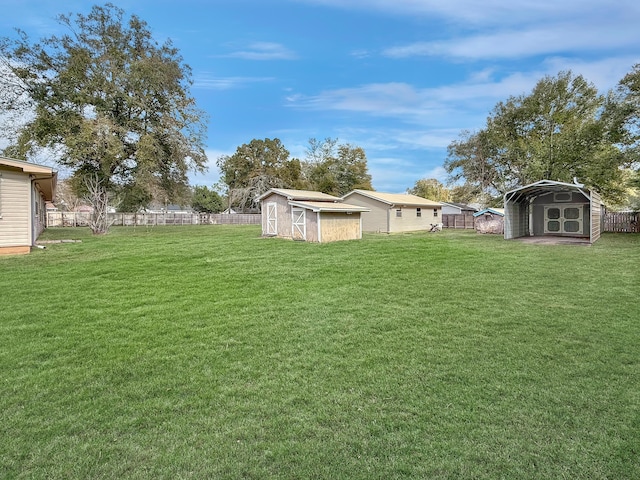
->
[473,208,505,234]
[441,202,478,215]
[0,156,57,255]
[504,180,602,244]
[341,190,442,233]
[258,188,369,243]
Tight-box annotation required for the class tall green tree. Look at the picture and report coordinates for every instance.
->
[445,71,627,204]
[191,185,224,213]
[304,137,373,196]
[0,3,207,233]
[408,178,451,202]
[217,138,305,212]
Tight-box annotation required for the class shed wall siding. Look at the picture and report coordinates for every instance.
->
[261,193,293,239]
[305,210,319,242]
[475,214,504,234]
[504,202,526,239]
[0,169,31,247]
[320,212,361,242]
[591,191,602,243]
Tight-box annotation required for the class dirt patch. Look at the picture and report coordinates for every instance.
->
[515,236,591,246]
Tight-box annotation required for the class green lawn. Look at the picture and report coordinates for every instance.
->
[1,226,638,479]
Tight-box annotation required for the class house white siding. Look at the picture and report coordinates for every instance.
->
[343,191,442,233]
[341,193,389,232]
[388,206,440,233]
[0,169,32,248]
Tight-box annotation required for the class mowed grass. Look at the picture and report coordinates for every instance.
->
[1,226,638,479]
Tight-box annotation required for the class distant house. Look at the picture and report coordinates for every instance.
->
[341,190,441,233]
[473,208,505,234]
[441,202,478,215]
[504,180,602,244]
[258,188,369,243]
[0,156,57,255]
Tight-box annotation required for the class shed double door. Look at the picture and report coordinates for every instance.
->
[544,205,583,234]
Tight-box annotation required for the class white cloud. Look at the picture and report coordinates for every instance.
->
[382,20,640,61]
[222,42,297,61]
[293,0,639,27]
[193,74,275,90]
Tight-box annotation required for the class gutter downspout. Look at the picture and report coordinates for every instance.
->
[30,175,37,247]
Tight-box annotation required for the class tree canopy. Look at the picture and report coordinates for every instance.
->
[0,3,207,233]
[216,137,373,210]
[304,137,373,196]
[216,138,305,212]
[407,178,451,202]
[191,185,224,214]
[445,71,633,205]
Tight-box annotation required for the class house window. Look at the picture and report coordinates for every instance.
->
[433,209,438,217]
[396,209,402,217]
[416,208,421,217]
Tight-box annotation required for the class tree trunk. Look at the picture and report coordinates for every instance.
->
[84,173,112,234]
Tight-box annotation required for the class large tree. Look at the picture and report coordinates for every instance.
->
[217,138,305,212]
[304,137,373,196]
[191,185,224,214]
[445,71,629,204]
[0,3,207,233]
[408,178,451,202]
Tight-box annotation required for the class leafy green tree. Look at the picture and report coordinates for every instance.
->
[304,138,373,196]
[117,183,153,213]
[0,3,207,233]
[191,185,224,213]
[217,138,305,212]
[408,178,450,202]
[445,71,628,204]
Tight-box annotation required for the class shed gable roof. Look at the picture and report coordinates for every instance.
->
[343,189,441,207]
[288,200,370,213]
[258,188,341,202]
[504,180,597,204]
[473,208,505,217]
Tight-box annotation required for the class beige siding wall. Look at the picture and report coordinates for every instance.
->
[0,169,31,248]
[319,212,361,242]
[342,193,388,232]
[261,193,293,238]
[305,210,319,242]
[388,206,441,233]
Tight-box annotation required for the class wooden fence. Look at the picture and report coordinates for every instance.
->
[602,212,640,233]
[47,210,639,233]
[442,213,476,229]
[47,211,261,227]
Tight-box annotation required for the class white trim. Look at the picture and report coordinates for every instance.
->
[266,202,277,235]
[544,204,584,234]
[292,207,306,240]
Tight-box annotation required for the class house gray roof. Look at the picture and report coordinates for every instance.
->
[441,202,478,211]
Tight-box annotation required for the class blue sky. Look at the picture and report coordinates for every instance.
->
[1,0,639,192]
